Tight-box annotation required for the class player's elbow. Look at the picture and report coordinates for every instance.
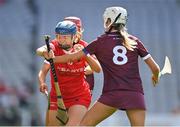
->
[36,45,47,57]
[95,68,101,73]
[36,48,42,56]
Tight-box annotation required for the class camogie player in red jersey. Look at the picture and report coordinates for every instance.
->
[36,20,101,126]
[64,16,95,92]
[42,7,160,126]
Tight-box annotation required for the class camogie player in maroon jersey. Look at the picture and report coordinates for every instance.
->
[42,7,160,126]
[36,20,101,126]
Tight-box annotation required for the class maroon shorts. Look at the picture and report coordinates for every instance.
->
[98,90,146,110]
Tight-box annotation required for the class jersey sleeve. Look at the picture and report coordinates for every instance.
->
[50,40,56,51]
[84,38,98,55]
[136,40,151,60]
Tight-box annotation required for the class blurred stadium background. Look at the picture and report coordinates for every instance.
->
[0,0,180,126]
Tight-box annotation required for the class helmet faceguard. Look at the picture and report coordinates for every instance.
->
[103,7,128,29]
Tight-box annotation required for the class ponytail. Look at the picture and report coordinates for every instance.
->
[115,24,137,51]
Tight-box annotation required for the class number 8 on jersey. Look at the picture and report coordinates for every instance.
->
[113,46,128,65]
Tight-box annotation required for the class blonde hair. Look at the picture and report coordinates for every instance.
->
[118,24,137,51]
[74,30,83,43]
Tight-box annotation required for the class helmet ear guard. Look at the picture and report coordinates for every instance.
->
[103,7,128,29]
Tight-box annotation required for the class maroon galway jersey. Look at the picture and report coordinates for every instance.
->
[85,32,150,94]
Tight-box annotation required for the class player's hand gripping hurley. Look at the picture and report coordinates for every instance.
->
[44,35,69,125]
[152,56,172,86]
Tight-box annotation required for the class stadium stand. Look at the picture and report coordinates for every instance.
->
[0,0,180,125]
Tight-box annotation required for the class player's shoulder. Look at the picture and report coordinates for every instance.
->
[94,33,108,42]
[88,33,107,46]
[50,39,58,46]
[100,32,108,38]
[128,34,143,44]
[128,34,139,41]
[98,32,119,40]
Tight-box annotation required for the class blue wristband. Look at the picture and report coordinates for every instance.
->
[82,48,90,56]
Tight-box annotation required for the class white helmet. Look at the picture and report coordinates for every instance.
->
[103,6,127,29]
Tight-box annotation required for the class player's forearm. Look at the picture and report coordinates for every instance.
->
[38,70,48,85]
[53,55,70,63]
[152,65,160,77]
[85,56,101,73]
[38,65,49,85]
[150,59,160,76]
[145,57,160,76]
[53,50,85,63]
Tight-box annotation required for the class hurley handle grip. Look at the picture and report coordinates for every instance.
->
[44,35,51,52]
[44,35,58,82]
